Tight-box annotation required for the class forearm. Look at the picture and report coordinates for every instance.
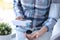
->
[38,26,48,36]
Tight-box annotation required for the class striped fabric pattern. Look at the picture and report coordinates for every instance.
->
[52,0,60,3]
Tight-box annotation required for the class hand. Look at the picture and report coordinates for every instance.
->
[26,31,40,40]
[26,34,32,40]
[16,16,23,20]
[31,31,40,39]
[31,26,48,39]
[26,26,48,40]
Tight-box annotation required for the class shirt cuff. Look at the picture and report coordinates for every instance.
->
[16,13,24,18]
[43,18,57,32]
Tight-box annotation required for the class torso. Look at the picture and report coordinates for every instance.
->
[20,0,52,28]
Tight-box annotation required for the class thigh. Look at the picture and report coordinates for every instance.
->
[33,32,52,40]
[16,27,28,40]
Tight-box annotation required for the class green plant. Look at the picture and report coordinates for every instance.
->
[0,22,12,35]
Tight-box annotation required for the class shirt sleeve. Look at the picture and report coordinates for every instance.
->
[43,1,60,32]
[13,0,24,18]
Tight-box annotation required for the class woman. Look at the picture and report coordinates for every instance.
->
[13,0,59,40]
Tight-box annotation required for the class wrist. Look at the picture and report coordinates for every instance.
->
[16,16,23,20]
[38,27,47,36]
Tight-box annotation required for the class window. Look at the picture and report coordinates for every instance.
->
[0,0,15,29]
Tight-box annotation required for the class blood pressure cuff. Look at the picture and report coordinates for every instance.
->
[52,0,60,3]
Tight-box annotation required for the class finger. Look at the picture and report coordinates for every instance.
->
[26,35,30,40]
[36,35,39,38]
[27,34,34,40]
[31,34,36,38]
[26,34,31,39]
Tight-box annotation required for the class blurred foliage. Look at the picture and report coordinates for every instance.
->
[0,22,12,35]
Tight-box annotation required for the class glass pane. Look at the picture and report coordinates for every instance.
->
[0,0,15,22]
[0,0,16,29]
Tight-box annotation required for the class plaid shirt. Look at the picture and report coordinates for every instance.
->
[13,0,60,32]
